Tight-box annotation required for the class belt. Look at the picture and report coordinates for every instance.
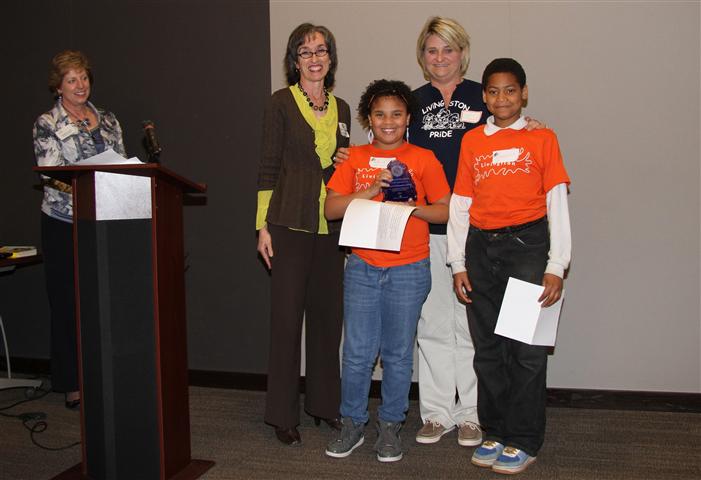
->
[471,216,546,234]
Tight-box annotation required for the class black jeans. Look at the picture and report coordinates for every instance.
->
[465,218,549,456]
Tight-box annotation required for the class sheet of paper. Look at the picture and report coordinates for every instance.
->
[494,277,564,346]
[95,172,152,220]
[79,148,143,165]
[79,149,151,220]
[338,198,415,251]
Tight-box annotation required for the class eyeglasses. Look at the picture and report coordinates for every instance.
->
[297,48,329,59]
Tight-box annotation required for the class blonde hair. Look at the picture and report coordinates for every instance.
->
[416,17,470,81]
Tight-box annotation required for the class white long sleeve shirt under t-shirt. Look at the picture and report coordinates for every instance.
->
[446,116,572,278]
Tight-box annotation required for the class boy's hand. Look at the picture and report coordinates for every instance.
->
[539,273,563,307]
[524,116,547,131]
[453,271,473,304]
[333,146,353,167]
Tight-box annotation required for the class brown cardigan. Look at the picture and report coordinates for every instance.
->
[258,87,351,234]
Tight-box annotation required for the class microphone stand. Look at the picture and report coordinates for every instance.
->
[143,120,162,163]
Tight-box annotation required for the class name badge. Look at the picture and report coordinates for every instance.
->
[492,148,520,165]
[369,156,394,169]
[460,109,482,123]
[56,124,80,140]
[338,122,350,138]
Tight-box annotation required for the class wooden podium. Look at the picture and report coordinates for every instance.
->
[34,164,213,480]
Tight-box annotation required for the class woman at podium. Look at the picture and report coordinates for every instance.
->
[32,50,126,409]
[255,23,350,445]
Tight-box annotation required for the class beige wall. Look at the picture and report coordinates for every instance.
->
[271,1,701,392]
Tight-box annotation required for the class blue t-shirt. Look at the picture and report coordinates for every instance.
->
[409,79,486,234]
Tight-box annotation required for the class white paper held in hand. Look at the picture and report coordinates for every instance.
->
[338,199,416,252]
[79,148,143,165]
[494,277,564,346]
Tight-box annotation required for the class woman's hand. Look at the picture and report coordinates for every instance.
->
[524,116,547,131]
[257,226,273,270]
[453,271,473,304]
[538,273,563,307]
[333,146,352,167]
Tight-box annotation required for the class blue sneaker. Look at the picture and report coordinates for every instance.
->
[471,440,504,467]
[492,447,536,474]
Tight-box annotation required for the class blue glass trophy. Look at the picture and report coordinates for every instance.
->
[383,159,417,202]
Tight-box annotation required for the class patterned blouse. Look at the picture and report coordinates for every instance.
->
[33,100,126,222]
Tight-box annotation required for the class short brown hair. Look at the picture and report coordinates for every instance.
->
[416,17,470,81]
[283,23,338,90]
[48,50,92,95]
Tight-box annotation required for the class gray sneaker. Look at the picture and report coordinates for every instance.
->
[325,418,365,458]
[374,420,403,462]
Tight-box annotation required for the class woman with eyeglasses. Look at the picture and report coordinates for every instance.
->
[33,50,126,411]
[256,23,351,446]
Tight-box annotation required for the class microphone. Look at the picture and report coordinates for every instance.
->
[142,120,162,162]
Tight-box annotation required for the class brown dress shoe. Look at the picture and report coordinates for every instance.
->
[274,426,301,446]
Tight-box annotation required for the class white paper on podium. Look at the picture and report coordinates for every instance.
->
[494,277,564,346]
[80,149,152,221]
[79,148,141,166]
[339,198,416,251]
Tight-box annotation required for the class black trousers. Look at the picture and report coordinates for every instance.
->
[465,219,549,456]
[41,213,78,393]
[264,224,345,429]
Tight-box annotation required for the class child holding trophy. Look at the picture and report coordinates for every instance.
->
[323,79,450,463]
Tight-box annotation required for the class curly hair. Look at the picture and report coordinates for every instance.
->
[357,79,417,130]
[48,50,93,97]
[283,23,338,89]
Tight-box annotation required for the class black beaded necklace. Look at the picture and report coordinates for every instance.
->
[297,83,329,111]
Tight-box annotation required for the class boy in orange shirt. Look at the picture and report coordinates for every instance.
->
[324,80,451,462]
[447,58,571,474]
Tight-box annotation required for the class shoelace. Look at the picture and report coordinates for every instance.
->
[459,421,479,431]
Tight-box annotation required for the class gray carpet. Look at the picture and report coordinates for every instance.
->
[1,384,699,479]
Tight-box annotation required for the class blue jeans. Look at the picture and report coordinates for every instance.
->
[340,254,431,424]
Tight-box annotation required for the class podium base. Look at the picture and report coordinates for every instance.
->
[51,459,215,480]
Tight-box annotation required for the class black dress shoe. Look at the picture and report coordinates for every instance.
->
[274,426,301,446]
[313,416,343,431]
[65,399,81,410]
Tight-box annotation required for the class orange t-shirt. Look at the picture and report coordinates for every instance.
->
[327,142,450,267]
[454,126,570,230]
